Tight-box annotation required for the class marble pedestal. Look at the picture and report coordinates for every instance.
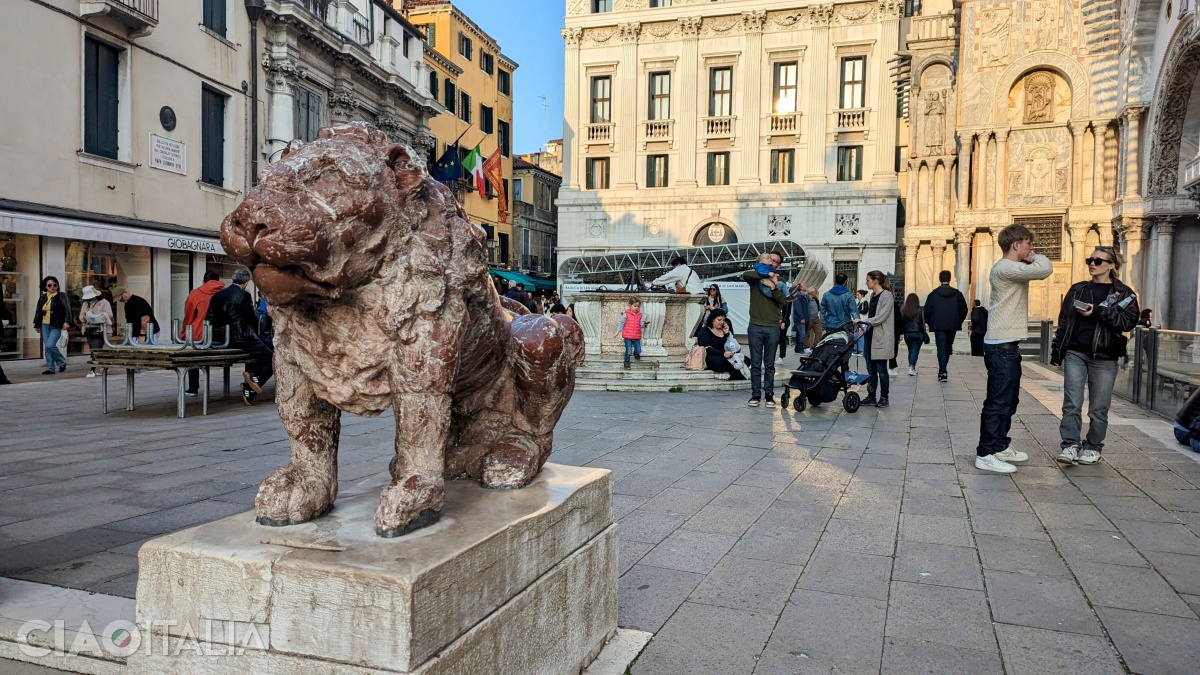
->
[128,464,616,674]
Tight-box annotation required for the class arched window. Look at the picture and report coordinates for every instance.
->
[693,223,738,246]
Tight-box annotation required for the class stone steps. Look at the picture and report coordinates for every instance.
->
[574,377,751,392]
[576,366,723,381]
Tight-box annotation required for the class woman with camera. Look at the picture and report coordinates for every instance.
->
[1050,246,1139,466]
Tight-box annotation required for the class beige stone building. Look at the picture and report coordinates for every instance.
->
[558,0,905,290]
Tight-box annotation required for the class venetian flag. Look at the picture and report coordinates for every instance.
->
[462,144,486,195]
[482,148,507,223]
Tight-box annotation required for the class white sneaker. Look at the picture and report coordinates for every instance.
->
[1056,445,1080,465]
[86,371,97,378]
[776,357,784,364]
[888,368,899,377]
[908,367,917,376]
[1077,448,1101,465]
[976,454,1017,474]
[995,447,1029,463]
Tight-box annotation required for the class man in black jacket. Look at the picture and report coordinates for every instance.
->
[923,270,969,381]
[207,269,275,405]
[969,300,988,356]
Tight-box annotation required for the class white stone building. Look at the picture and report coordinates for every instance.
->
[557,0,905,290]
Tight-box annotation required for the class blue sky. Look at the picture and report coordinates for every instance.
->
[451,0,565,155]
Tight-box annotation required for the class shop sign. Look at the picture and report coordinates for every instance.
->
[167,238,219,253]
[149,135,187,175]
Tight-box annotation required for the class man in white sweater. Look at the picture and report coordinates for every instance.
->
[975,224,1054,474]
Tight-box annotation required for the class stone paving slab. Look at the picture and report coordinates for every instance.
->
[3,350,1200,673]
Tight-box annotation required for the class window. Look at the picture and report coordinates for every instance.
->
[480,104,494,134]
[498,69,511,96]
[650,0,672,6]
[444,79,456,113]
[459,33,473,59]
[498,120,511,157]
[648,72,671,120]
[590,76,611,123]
[709,67,732,117]
[770,149,795,184]
[514,177,524,203]
[429,70,439,98]
[480,51,494,75]
[646,155,669,188]
[837,146,863,181]
[83,37,121,160]
[202,0,227,38]
[840,56,866,108]
[403,34,410,58]
[498,233,509,264]
[459,91,471,122]
[294,86,321,142]
[707,152,730,186]
[422,23,436,47]
[773,62,798,114]
[201,87,227,186]
[586,157,610,190]
[592,0,612,12]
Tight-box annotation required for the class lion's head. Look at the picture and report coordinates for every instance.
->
[221,122,473,306]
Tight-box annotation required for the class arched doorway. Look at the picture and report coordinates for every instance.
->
[693,222,738,246]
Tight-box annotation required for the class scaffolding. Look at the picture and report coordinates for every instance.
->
[557,240,828,289]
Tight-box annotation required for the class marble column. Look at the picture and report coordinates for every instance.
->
[561,28,583,190]
[617,22,641,189]
[956,133,971,208]
[931,242,946,276]
[954,228,973,294]
[1142,220,1158,314]
[1069,122,1086,205]
[739,11,765,185]
[906,162,918,231]
[262,51,304,163]
[675,18,702,187]
[974,134,988,209]
[1155,216,1178,325]
[1123,108,1144,199]
[1069,225,1091,283]
[1092,121,1107,204]
[994,129,1008,209]
[904,238,919,292]
[804,5,833,182]
[874,0,901,178]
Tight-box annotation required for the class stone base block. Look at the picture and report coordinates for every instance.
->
[128,464,616,674]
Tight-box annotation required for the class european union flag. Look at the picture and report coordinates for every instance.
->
[430,146,460,183]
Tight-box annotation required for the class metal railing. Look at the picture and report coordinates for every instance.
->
[522,255,540,273]
[1184,155,1200,191]
[299,0,330,21]
[113,0,158,19]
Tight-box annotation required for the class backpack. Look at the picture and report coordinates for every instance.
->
[684,345,706,370]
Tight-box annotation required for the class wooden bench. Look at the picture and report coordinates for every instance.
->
[88,348,254,418]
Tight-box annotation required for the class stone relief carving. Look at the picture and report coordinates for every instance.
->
[1024,146,1056,196]
[768,214,792,237]
[770,11,804,29]
[678,17,702,37]
[220,122,585,537]
[1023,72,1055,124]
[375,112,404,142]
[835,3,876,25]
[618,22,642,43]
[643,22,678,41]
[923,90,947,153]
[835,214,861,236]
[1031,0,1058,50]
[1146,39,1200,196]
[811,4,836,26]
[702,16,742,37]
[561,27,583,46]
[567,0,586,17]
[328,86,360,124]
[742,10,768,32]
[878,0,905,19]
[979,8,1012,68]
[645,219,664,238]
[587,219,606,238]
[262,54,306,93]
[584,27,619,45]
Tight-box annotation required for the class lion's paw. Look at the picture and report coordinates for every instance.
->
[255,463,337,527]
[481,446,539,490]
[375,474,445,538]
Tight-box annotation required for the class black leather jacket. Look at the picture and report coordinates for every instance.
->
[206,285,260,344]
[1051,279,1139,363]
[33,293,72,329]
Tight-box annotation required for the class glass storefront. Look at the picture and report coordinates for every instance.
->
[0,232,40,359]
[64,240,152,350]
[171,251,193,336]
[206,254,257,298]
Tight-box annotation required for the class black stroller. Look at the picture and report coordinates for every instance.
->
[779,324,870,413]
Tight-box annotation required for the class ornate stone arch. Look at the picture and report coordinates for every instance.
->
[690,217,739,246]
[992,52,1091,125]
[1145,18,1200,196]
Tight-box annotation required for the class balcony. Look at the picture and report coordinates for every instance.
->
[291,0,371,47]
[1184,155,1200,192]
[703,116,736,144]
[642,119,674,147]
[521,255,541,273]
[584,122,614,146]
[836,108,870,132]
[765,112,802,143]
[907,12,956,42]
[79,0,158,37]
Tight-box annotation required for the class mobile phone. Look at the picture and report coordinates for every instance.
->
[1073,299,1092,313]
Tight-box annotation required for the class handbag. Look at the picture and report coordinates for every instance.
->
[675,270,694,294]
[922,331,931,345]
[684,345,706,370]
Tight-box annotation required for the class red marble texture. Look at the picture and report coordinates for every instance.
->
[221,123,585,537]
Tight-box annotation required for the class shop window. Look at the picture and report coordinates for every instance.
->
[0,233,39,360]
[64,240,152,339]
[171,252,193,332]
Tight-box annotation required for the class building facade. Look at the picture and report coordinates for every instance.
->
[557,0,905,290]
[512,158,561,275]
[407,0,517,266]
[519,138,564,177]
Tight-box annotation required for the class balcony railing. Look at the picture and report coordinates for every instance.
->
[293,0,371,46]
[704,116,735,138]
[908,13,955,42]
[299,0,330,21]
[836,108,870,131]
[1184,155,1200,191]
[585,123,614,143]
[522,255,541,273]
[79,0,158,36]
[643,119,674,141]
[341,3,371,45]
[767,113,801,134]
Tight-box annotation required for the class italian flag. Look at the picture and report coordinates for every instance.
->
[462,144,486,194]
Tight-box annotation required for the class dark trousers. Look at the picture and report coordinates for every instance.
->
[977,342,1022,457]
[864,341,889,398]
[934,331,957,375]
[747,324,780,399]
[778,325,789,358]
[236,337,275,384]
[970,332,985,356]
[904,333,924,367]
[0,363,8,383]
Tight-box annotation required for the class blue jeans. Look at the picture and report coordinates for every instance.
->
[904,333,924,367]
[934,331,956,376]
[1060,351,1119,453]
[623,338,641,362]
[747,324,780,399]
[41,327,67,370]
[978,342,1022,457]
[793,323,806,350]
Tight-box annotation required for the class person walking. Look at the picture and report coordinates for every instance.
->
[805,289,822,349]
[900,293,928,376]
[743,253,787,407]
[116,288,160,345]
[969,300,989,357]
[612,297,647,370]
[923,270,969,382]
[975,224,1053,474]
[819,272,860,337]
[181,271,226,395]
[78,285,114,377]
[33,276,72,375]
[888,292,903,376]
[207,269,275,405]
[1050,246,1139,466]
[853,271,896,408]
[791,283,808,353]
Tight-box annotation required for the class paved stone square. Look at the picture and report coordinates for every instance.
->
[2,350,1200,673]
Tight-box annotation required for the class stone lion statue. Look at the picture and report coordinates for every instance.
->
[221,122,585,537]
